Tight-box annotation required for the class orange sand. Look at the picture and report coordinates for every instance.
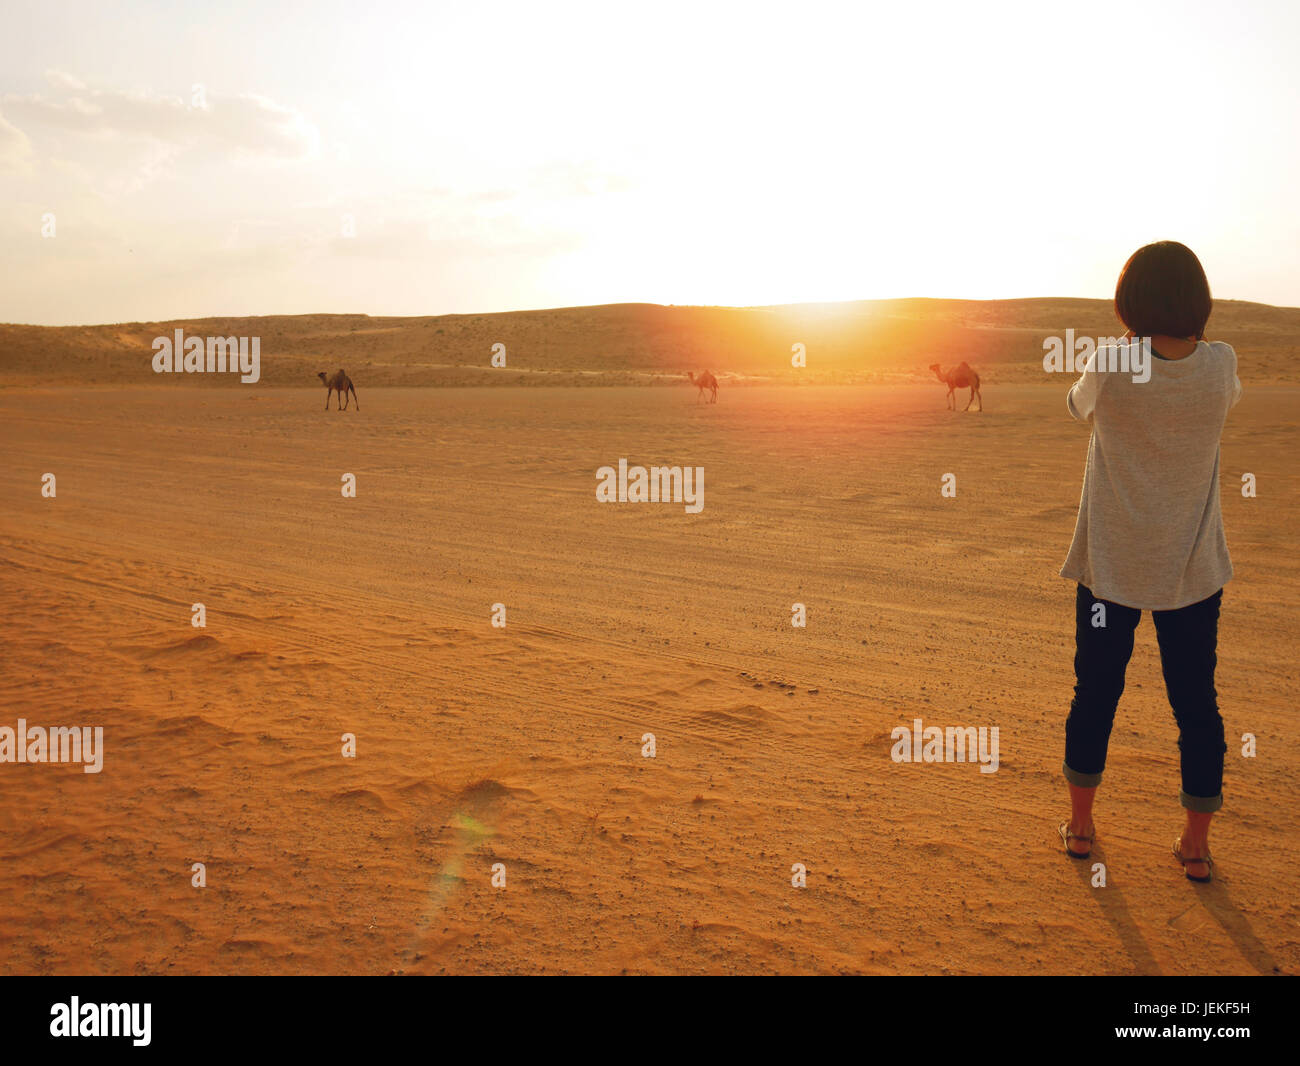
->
[1,382,1296,974]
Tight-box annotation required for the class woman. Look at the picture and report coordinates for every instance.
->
[1058,241,1243,883]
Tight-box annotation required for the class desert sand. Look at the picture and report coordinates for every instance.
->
[1,301,1297,975]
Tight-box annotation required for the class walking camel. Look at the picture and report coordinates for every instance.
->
[929,362,982,411]
[318,369,359,411]
[688,370,719,404]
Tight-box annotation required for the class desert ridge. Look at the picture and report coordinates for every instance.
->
[3,296,1297,387]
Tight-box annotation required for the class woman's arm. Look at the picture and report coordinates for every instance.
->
[1067,347,1104,422]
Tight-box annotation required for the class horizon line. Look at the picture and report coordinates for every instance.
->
[4,292,1296,330]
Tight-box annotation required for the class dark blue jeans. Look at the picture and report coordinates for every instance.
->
[1063,584,1226,812]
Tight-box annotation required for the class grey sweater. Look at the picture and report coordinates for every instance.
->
[1060,340,1243,610]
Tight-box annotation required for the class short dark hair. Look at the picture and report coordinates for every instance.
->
[1114,241,1212,339]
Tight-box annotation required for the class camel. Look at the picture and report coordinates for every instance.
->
[317,369,359,411]
[688,370,718,404]
[929,362,981,411]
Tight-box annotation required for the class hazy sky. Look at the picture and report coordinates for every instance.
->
[3,0,1298,324]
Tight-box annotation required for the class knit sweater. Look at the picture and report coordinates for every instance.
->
[1060,339,1243,610]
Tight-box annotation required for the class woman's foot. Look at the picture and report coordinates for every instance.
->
[1173,836,1213,883]
[1176,810,1214,883]
[1064,782,1098,859]
[1059,820,1095,858]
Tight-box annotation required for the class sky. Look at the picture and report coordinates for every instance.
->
[2,0,1298,325]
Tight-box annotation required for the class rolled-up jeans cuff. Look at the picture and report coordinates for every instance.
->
[1181,790,1223,813]
[1063,761,1103,788]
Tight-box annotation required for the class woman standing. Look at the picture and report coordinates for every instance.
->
[1058,241,1243,883]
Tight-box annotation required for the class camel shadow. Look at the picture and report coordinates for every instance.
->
[1063,845,1163,974]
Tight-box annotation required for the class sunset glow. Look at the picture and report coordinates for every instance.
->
[3,0,1298,323]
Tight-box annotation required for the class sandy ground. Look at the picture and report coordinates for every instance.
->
[0,383,1296,975]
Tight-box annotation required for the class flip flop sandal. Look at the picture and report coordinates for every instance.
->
[1172,839,1214,884]
[1058,821,1095,859]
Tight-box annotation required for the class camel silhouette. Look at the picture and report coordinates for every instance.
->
[688,370,718,404]
[318,370,359,411]
[929,362,981,411]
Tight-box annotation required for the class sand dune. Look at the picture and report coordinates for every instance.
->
[3,296,1299,388]
[1,381,1295,974]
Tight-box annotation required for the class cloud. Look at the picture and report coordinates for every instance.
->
[2,75,317,161]
[0,110,33,174]
[326,214,584,261]
[43,70,86,91]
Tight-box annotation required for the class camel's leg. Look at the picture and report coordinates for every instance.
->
[964,388,973,411]
[325,388,331,410]
[350,387,359,411]
[975,386,982,411]
[341,387,350,411]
